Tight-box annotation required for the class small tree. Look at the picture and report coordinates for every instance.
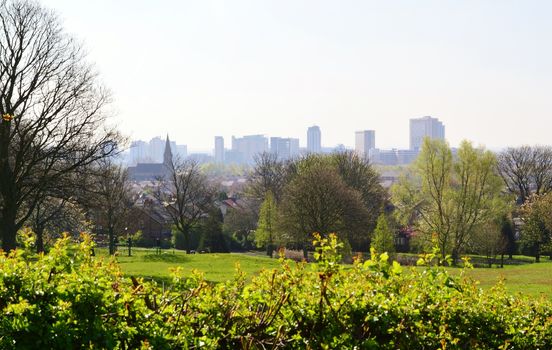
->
[255,191,278,256]
[155,158,214,254]
[371,214,395,255]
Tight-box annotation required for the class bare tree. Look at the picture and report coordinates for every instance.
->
[497,146,552,204]
[155,158,214,253]
[28,196,88,253]
[247,152,289,202]
[0,1,120,251]
[86,159,134,255]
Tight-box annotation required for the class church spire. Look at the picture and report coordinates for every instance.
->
[163,134,173,165]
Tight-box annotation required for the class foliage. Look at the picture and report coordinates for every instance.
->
[2,232,552,349]
[392,139,508,263]
[519,193,552,262]
[254,191,278,256]
[371,214,395,255]
[197,208,228,253]
[248,152,385,252]
[277,162,370,257]
[223,205,258,251]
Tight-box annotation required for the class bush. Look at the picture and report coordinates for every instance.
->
[1,232,552,349]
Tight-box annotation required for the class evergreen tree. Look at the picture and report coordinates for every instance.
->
[371,214,395,255]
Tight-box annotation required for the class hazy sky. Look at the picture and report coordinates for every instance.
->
[41,0,552,151]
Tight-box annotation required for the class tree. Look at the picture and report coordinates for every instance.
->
[371,214,395,255]
[519,193,552,262]
[497,146,552,204]
[277,163,370,258]
[155,158,214,254]
[247,152,288,202]
[0,1,120,251]
[198,207,228,253]
[223,204,257,251]
[331,151,385,231]
[392,139,507,264]
[255,191,278,256]
[87,160,134,255]
[28,196,89,253]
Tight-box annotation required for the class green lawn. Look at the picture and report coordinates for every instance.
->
[450,262,552,298]
[96,247,281,284]
[96,247,552,299]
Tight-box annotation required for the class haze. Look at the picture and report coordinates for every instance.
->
[41,0,552,151]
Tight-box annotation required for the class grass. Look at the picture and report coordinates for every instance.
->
[450,262,552,298]
[96,247,281,284]
[96,247,552,299]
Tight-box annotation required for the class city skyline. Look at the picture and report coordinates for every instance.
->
[40,0,552,151]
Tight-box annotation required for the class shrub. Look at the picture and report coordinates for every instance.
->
[1,231,552,349]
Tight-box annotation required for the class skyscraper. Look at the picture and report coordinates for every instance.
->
[355,130,376,159]
[231,134,268,164]
[270,137,300,160]
[409,116,445,151]
[214,136,224,163]
[307,125,321,153]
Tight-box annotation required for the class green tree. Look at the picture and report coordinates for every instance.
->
[198,207,228,253]
[371,214,395,255]
[278,163,370,258]
[392,139,507,264]
[255,191,278,256]
[519,193,552,262]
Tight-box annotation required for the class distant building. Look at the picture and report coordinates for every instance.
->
[397,149,419,165]
[231,134,268,164]
[129,140,148,165]
[307,126,321,153]
[355,130,376,159]
[270,137,300,160]
[175,145,187,160]
[128,135,173,181]
[409,116,445,151]
[214,136,224,163]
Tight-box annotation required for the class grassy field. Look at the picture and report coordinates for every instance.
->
[96,247,281,284]
[452,262,552,298]
[97,247,552,299]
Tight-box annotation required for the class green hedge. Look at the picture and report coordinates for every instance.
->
[1,232,551,349]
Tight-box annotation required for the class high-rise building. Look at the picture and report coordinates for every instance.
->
[409,116,445,151]
[175,145,187,160]
[129,140,148,165]
[355,130,376,159]
[270,137,300,160]
[214,136,224,163]
[307,125,321,153]
[231,134,268,164]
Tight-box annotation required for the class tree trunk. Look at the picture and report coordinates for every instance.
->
[183,229,191,254]
[0,206,18,252]
[500,253,504,268]
[109,227,116,255]
[36,226,45,253]
[535,243,540,263]
[451,249,459,266]
[266,243,273,257]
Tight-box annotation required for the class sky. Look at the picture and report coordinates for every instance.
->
[41,0,552,152]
